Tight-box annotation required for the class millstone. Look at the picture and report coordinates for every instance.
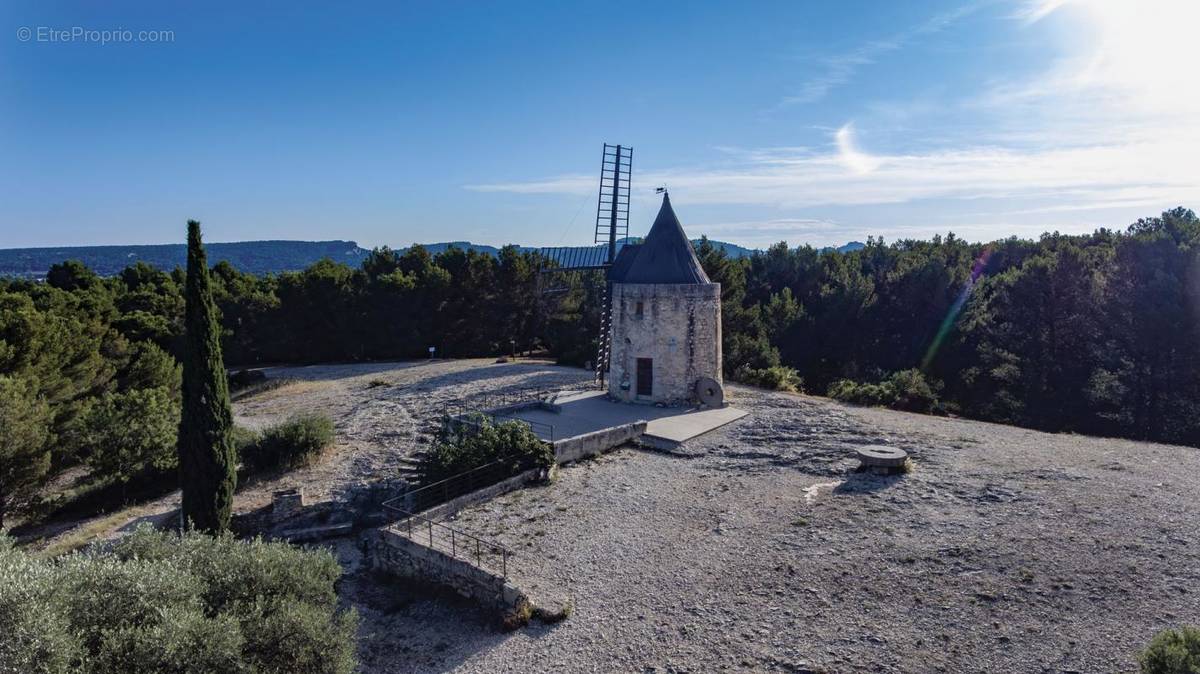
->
[695,376,724,407]
[855,445,908,469]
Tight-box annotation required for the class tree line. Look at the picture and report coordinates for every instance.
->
[702,206,1200,447]
[1,207,1198,526]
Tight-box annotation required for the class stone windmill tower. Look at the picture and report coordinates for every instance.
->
[605,192,723,405]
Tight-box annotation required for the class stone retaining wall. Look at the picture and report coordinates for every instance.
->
[553,421,647,464]
[363,528,528,614]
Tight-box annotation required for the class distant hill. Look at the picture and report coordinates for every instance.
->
[826,241,866,255]
[418,238,854,260]
[702,240,756,258]
[0,237,865,279]
[417,241,507,257]
[0,240,368,279]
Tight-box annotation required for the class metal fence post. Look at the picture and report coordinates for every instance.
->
[428,520,433,547]
[451,529,455,557]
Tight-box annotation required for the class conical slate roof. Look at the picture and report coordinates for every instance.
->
[617,193,710,284]
[606,243,641,282]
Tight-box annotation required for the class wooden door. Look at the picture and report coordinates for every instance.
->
[636,358,653,396]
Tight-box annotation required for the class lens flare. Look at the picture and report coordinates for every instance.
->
[921,247,993,371]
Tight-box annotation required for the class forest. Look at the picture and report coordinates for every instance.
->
[1,207,1198,527]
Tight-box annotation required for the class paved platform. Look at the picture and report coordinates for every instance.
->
[495,390,747,450]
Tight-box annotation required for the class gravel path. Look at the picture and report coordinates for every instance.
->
[340,371,1199,674]
[232,358,594,504]
[27,359,591,552]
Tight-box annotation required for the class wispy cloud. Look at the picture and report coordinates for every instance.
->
[1013,0,1070,24]
[782,47,879,107]
[834,123,882,174]
[465,174,595,195]
[692,215,1098,248]
[469,126,1200,214]
[469,1,1200,248]
[694,218,846,247]
[779,3,981,106]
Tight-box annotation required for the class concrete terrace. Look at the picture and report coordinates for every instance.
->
[494,390,748,449]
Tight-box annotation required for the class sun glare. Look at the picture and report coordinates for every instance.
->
[1045,0,1200,113]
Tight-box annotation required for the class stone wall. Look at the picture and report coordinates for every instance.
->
[231,478,407,539]
[553,421,647,464]
[608,282,722,404]
[363,528,528,614]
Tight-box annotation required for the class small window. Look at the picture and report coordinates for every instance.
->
[635,301,644,317]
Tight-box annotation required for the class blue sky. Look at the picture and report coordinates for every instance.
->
[2,0,1197,250]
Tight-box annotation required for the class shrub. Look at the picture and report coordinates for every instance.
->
[0,537,82,673]
[81,386,180,491]
[828,379,890,407]
[230,424,259,457]
[239,413,334,474]
[887,368,940,413]
[54,553,206,655]
[0,525,358,674]
[731,364,803,393]
[239,597,358,674]
[89,607,243,674]
[828,369,942,413]
[1140,626,1200,674]
[419,415,553,485]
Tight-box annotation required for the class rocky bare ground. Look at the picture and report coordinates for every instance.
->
[232,358,594,504]
[28,359,1200,672]
[24,359,591,551]
[327,363,1198,674]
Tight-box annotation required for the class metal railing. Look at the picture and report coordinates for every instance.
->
[499,415,556,443]
[385,505,514,579]
[443,406,556,443]
[386,459,513,513]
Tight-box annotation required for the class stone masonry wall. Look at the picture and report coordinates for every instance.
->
[364,528,528,614]
[608,282,722,404]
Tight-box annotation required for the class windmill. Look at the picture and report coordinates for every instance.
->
[538,143,633,387]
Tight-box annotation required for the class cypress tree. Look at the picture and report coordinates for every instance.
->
[178,220,237,532]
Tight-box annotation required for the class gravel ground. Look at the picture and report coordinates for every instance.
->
[336,365,1199,674]
[26,359,591,551]
[232,358,593,504]
[28,359,1200,672]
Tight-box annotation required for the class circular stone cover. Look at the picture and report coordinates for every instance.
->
[695,376,724,407]
[855,445,908,468]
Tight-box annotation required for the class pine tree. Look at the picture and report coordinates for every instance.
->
[0,375,51,529]
[177,220,236,532]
